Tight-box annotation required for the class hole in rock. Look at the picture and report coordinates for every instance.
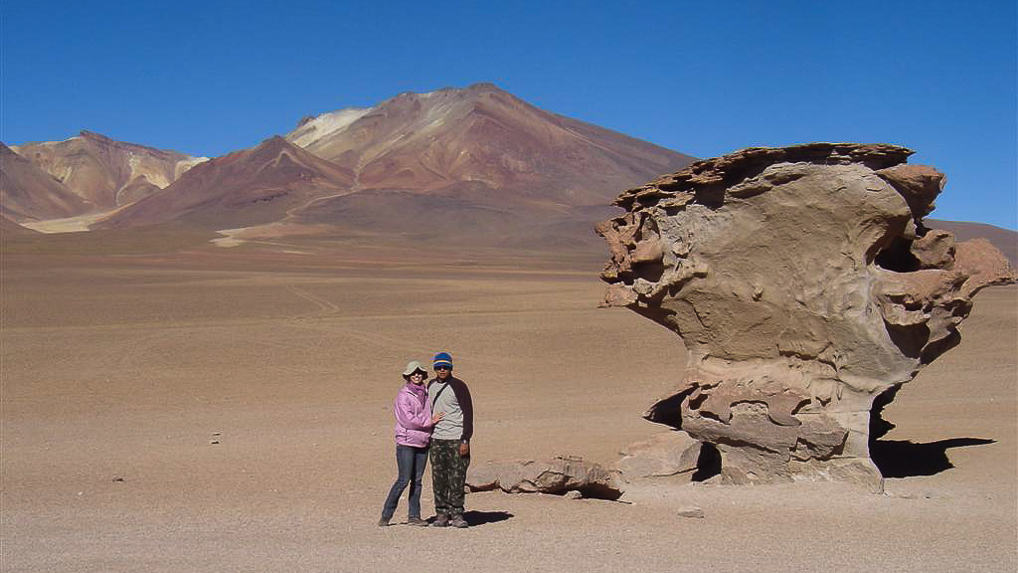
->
[643,389,691,429]
[886,322,930,359]
[874,237,921,272]
[691,442,721,482]
[868,386,900,442]
[635,216,659,241]
[633,260,666,283]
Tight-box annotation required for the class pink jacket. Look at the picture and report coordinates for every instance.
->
[393,382,434,447]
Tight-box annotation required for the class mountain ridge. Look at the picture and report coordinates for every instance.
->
[10,130,207,213]
[96,136,354,230]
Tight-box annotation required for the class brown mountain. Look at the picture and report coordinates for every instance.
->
[927,219,1018,266]
[1,143,89,221]
[282,83,693,246]
[12,131,206,210]
[96,136,355,229]
[286,83,695,206]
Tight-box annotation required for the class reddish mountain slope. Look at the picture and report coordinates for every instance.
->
[96,137,355,229]
[12,131,206,210]
[286,83,694,205]
[1,143,90,221]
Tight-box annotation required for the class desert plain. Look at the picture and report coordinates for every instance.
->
[1,233,1016,573]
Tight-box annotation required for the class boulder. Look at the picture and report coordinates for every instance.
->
[597,143,1015,491]
[466,456,623,500]
[613,431,703,483]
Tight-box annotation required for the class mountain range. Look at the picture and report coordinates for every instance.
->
[2,83,1015,257]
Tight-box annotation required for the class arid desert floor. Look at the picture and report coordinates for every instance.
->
[2,241,1016,572]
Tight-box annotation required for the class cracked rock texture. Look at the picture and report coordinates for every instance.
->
[597,143,1015,490]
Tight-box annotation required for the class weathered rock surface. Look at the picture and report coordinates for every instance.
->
[597,143,1015,491]
[613,431,703,483]
[467,456,623,499]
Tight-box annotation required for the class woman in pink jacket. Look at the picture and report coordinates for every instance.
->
[379,360,444,526]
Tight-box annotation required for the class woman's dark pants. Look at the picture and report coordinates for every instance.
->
[381,444,429,521]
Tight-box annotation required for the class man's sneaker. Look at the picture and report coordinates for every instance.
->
[377,517,390,527]
[431,514,450,528]
[449,514,469,528]
[407,517,428,527]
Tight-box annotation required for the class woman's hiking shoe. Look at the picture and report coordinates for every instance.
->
[449,515,469,528]
[377,518,390,527]
[431,514,450,528]
[407,517,428,527]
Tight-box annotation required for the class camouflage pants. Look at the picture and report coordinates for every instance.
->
[430,439,470,516]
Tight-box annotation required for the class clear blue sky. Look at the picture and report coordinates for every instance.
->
[3,0,1015,228]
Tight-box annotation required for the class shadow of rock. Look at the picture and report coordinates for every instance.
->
[463,510,513,526]
[870,437,995,478]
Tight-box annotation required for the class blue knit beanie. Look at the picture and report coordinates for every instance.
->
[433,351,453,370]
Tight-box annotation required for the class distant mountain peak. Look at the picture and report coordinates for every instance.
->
[284,83,694,204]
[78,129,113,142]
[466,81,500,91]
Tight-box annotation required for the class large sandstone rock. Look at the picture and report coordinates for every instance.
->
[596,143,1015,491]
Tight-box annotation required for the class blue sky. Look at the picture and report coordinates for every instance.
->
[3,1,1015,228]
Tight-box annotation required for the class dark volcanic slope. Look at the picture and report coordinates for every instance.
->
[12,131,204,210]
[96,137,355,229]
[286,83,695,206]
[928,219,1018,266]
[1,143,90,221]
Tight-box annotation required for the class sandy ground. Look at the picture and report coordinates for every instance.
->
[2,245,1016,572]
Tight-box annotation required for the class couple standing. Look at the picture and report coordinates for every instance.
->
[379,351,474,528]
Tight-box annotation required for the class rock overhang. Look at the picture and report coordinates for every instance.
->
[597,142,1014,490]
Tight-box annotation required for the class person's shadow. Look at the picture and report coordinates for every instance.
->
[463,510,513,526]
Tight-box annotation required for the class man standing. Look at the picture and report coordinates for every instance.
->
[427,351,473,528]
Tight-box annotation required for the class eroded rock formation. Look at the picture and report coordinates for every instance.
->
[597,143,1014,490]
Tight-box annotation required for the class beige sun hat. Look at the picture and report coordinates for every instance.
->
[402,360,428,379]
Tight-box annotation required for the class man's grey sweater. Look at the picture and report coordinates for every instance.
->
[428,375,473,442]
